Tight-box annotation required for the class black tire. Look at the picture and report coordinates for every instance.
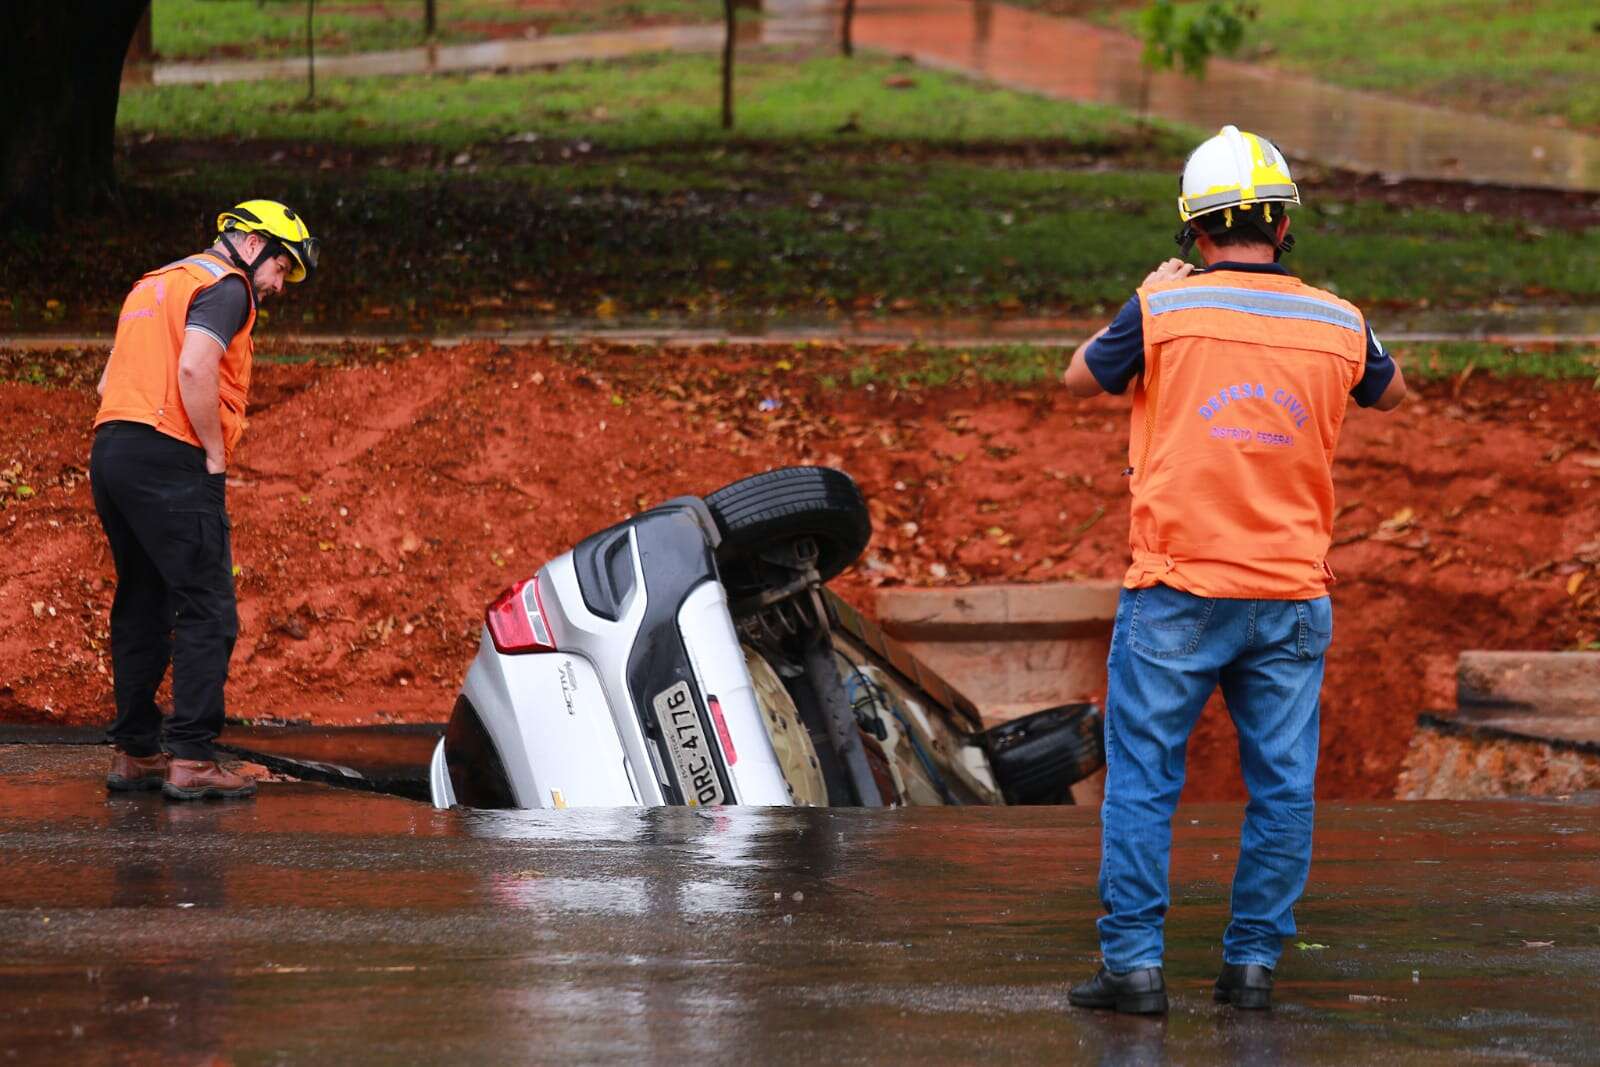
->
[984,703,1105,804]
[704,466,871,597]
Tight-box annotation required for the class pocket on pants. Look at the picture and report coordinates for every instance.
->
[164,507,231,577]
[1129,584,1215,659]
[1297,597,1333,659]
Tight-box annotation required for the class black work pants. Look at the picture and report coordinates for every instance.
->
[90,422,237,761]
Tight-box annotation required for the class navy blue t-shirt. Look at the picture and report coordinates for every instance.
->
[1083,263,1397,408]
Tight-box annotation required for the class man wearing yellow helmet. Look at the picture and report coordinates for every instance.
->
[89,199,318,801]
[1061,128,1405,1014]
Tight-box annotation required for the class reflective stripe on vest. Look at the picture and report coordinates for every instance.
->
[182,256,231,278]
[1126,272,1366,600]
[1147,286,1363,333]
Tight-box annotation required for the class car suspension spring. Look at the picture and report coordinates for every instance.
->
[738,591,820,646]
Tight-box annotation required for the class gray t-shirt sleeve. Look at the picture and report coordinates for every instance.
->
[184,276,251,349]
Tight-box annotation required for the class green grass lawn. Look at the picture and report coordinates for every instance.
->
[8,338,1594,393]
[1007,0,1600,129]
[117,51,1167,150]
[6,51,1590,331]
[9,145,1577,330]
[151,0,716,61]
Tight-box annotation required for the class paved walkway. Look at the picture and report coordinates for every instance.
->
[6,315,1600,351]
[2,743,1597,1063]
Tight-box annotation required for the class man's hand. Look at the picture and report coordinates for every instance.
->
[1142,258,1195,287]
[204,453,226,475]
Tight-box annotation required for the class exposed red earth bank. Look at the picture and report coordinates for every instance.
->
[3,340,1597,801]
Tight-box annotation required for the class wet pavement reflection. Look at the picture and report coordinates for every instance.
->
[2,745,1597,1063]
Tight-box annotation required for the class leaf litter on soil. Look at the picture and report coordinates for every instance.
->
[2,339,1599,801]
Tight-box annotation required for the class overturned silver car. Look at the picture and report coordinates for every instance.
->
[431,467,1103,809]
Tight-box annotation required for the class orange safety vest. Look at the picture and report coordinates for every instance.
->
[94,252,257,464]
[1123,270,1367,600]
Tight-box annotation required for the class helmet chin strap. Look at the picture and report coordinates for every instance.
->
[1174,216,1296,262]
[218,231,278,293]
[1174,223,1199,260]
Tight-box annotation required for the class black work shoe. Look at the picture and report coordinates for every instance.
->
[1068,966,1168,1015]
[1214,963,1274,1009]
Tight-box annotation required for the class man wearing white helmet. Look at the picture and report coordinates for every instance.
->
[1061,127,1405,1013]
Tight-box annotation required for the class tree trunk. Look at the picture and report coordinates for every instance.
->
[424,0,437,38]
[127,4,154,63]
[721,0,735,130]
[306,0,317,101]
[0,1,151,230]
[841,0,856,57]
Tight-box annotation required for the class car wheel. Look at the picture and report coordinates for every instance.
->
[744,645,828,806]
[705,466,871,598]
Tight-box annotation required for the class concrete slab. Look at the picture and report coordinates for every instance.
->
[1401,652,1600,798]
[1458,651,1600,712]
[3,745,1597,1064]
[874,582,1119,725]
[1454,652,1600,748]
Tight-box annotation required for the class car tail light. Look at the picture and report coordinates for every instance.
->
[707,695,738,766]
[485,576,556,654]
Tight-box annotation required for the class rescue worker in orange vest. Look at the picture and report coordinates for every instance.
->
[1061,128,1406,1014]
[92,200,318,800]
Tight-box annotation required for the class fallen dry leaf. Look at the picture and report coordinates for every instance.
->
[1381,506,1415,531]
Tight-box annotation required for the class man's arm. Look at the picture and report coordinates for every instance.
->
[1063,326,1110,397]
[177,332,228,473]
[1351,325,1407,412]
[1371,360,1407,411]
[1063,259,1193,399]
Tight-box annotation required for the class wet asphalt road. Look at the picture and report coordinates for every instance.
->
[2,745,1597,1065]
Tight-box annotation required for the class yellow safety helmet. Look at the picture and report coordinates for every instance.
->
[1175,126,1299,257]
[216,199,319,283]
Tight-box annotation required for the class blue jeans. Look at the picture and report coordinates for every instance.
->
[1097,583,1332,972]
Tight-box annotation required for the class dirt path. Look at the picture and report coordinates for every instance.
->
[3,340,1597,800]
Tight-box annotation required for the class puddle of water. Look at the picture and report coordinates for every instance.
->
[4,744,1599,1064]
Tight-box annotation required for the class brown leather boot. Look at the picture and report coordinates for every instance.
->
[107,749,169,792]
[162,759,258,801]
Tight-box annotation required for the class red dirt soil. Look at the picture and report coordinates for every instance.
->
[3,340,1598,801]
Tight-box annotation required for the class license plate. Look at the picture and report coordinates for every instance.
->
[652,681,725,806]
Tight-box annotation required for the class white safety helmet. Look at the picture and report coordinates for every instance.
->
[1175,125,1300,256]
